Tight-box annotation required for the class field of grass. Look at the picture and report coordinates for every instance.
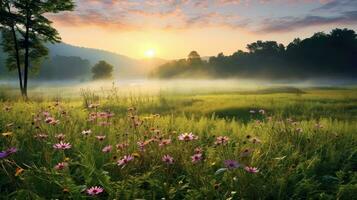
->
[0,86,356,199]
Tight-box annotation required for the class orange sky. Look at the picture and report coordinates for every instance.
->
[49,0,357,59]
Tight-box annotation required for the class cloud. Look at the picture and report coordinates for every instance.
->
[258,11,357,33]
[47,0,356,33]
[314,0,357,11]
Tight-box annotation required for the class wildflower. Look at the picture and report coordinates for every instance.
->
[95,135,106,141]
[215,136,229,145]
[159,139,171,147]
[45,117,59,125]
[258,109,265,115]
[102,145,112,153]
[55,162,68,170]
[116,143,129,150]
[81,129,91,136]
[53,141,71,150]
[0,147,17,159]
[286,118,294,123]
[35,134,48,140]
[191,153,203,163]
[117,155,134,166]
[224,160,240,169]
[178,132,198,141]
[88,103,100,109]
[15,167,24,176]
[194,147,203,154]
[249,110,256,114]
[162,155,174,164]
[296,128,303,133]
[240,148,253,157]
[55,133,66,141]
[86,186,104,196]
[4,106,12,112]
[2,132,13,137]
[137,141,146,151]
[250,137,262,144]
[244,166,259,173]
[42,111,50,117]
[315,123,323,129]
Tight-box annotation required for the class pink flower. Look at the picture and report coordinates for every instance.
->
[116,143,129,150]
[54,162,68,170]
[194,147,203,154]
[250,137,262,144]
[34,134,48,140]
[178,132,198,141]
[42,111,50,117]
[88,103,100,109]
[102,145,112,153]
[53,141,71,150]
[55,133,65,141]
[81,129,92,136]
[86,186,104,196]
[45,117,59,125]
[244,166,259,173]
[117,155,134,166]
[159,139,171,147]
[162,155,174,164]
[215,136,229,145]
[95,135,106,141]
[191,153,202,163]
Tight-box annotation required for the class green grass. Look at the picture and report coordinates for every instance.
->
[0,87,356,199]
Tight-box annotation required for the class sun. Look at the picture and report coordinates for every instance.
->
[144,49,156,58]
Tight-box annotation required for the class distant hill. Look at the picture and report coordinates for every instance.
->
[0,42,166,80]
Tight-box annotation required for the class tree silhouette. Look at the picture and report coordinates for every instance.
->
[92,60,114,80]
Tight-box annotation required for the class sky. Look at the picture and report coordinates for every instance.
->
[47,0,357,59]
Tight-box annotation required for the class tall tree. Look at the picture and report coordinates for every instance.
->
[0,0,24,94]
[0,0,75,97]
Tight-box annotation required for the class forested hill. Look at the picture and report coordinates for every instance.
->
[152,28,357,80]
[0,42,165,80]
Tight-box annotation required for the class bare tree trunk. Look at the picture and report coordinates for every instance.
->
[6,3,24,96]
[23,6,30,98]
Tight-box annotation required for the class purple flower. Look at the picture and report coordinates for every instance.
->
[95,135,106,141]
[191,153,203,163]
[55,133,65,141]
[0,151,8,159]
[54,162,68,170]
[178,132,198,141]
[224,160,240,169]
[215,136,229,145]
[102,145,112,153]
[53,141,71,150]
[81,129,92,136]
[0,147,17,159]
[162,155,174,164]
[117,155,134,166]
[86,186,104,196]
[244,166,259,173]
[159,139,171,147]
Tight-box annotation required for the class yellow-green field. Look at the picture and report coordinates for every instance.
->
[0,86,356,199]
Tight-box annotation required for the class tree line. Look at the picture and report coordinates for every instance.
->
[152,28,357,80]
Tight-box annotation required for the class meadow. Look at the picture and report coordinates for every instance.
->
[0,84,356,199]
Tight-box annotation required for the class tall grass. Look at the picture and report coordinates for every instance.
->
[0,87,356,199]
